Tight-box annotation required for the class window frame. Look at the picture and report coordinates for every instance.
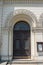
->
[37,42,43,52]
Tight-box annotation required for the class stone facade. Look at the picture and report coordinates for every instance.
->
[0,0,43,65]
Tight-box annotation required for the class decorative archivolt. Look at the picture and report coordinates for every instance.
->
[4,9,37,29]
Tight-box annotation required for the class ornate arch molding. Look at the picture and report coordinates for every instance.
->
[5,9,37,29]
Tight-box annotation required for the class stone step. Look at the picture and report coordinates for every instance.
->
[7,59,43,65]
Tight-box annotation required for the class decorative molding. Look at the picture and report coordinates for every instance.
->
[4,9,37,29]
[32,27,43,32]
[3,0,43,4]
[2,9,43,32]
[39,13,43,28]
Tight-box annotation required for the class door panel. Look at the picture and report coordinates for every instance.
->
[13,30,31,59]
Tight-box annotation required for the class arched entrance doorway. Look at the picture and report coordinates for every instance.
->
[13,21,31,59]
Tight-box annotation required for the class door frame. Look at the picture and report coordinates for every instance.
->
[13,21,31,59]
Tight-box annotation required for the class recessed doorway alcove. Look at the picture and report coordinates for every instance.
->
[13,21,31,59]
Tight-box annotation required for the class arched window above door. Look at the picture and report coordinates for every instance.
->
[13,21,30,31]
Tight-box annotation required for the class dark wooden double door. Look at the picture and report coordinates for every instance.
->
[13,30,31,59]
